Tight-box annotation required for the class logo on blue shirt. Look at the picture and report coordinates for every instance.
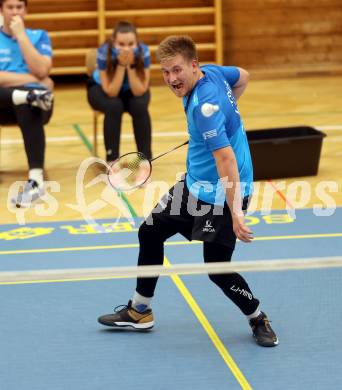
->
[202,129,218,140]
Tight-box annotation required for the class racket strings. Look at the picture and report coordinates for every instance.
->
[108,152,151,191]
[107,140,188,192]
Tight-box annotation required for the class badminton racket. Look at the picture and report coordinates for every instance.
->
[107,140,189,191]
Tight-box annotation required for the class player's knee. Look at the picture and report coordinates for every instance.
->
[208,273,225,287]
[138,219,170,245]
[208,272,240,288]
[138,221,159,243]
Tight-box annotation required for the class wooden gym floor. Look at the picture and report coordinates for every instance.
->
[0,74,341,224]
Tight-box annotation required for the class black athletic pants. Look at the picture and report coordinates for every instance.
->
[0,87,52,169]
[136,219,260,316]
[87,80,152,161]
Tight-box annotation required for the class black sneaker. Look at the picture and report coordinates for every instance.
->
[98,300,154,330]
[249,312,279,347]
[27,89,53,111]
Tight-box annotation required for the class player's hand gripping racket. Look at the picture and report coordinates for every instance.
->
[107,140,189,191]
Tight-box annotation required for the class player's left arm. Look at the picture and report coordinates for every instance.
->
[231,67,249,101]
[213,146,253,243]
[10,16,52,79]
[194,86,252,242]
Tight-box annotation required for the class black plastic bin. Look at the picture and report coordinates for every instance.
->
[246,126,326,180]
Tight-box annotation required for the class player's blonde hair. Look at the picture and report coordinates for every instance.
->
[156,35,198,63]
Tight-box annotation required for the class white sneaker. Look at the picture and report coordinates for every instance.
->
[27,89,53,111]
[12,179,45,208]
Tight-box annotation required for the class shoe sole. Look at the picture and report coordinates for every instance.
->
[253,335,279,347]
[11,198,34,208]
[10,192,44,208]
[12,200,36,208]
[98,320,154,330]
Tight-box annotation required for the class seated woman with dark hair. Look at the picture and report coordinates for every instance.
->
[87,21,152,183]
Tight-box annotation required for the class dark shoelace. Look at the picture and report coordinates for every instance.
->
[252,315,273,333]
[26,179,39,189]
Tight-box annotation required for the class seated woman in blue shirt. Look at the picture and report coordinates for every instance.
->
[0,0,54,207]
[87,21,152,180]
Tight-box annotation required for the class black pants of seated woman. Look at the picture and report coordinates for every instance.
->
[0,87,53,169]
[87,80,152,162]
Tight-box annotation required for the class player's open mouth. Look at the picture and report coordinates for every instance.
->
[172,83,183,91]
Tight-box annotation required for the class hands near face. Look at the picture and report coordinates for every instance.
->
[117,49,135,67]
[9,15,26,40]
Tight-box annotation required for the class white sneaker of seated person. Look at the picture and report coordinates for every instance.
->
[11,179,45,208]
[26,89,54,111]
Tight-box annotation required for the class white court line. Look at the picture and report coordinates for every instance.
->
[0,131,188,145]
[325,136,342,142]
[1,125,342,146]
[316,125,342,131]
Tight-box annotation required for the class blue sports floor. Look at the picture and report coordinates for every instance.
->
[0,208,341,390]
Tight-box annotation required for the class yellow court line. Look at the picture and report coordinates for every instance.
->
[0,232,341,256]
[2,259,252,387]
[163,256,252,390]
[254,232,342,241]
[0,243,139,255]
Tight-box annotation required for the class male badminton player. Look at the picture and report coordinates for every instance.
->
[98,35,278,347]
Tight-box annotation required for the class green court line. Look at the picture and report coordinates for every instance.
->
[71,123,137,218]
[118,192,138,218]
[72,123,93,153]
[0,232,341,256]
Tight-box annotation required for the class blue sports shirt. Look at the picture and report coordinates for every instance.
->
[0,28,52,88]
[184,64,253,205]
[93,42,151,92]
